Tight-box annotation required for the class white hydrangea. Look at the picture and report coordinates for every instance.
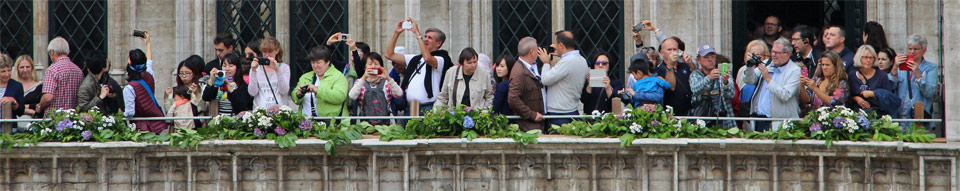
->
[881,115,893,122]
[629,123,644,134]
[257,116,272,127]
[279,105,292,112]
[665,106,674,113]
[696,119,706,129]
[40,128,52,135]
[845,118,858,133]
[130,123,137,131]
[622,108,633,115]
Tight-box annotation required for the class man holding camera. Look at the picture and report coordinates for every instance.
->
[689,45,735,129]
[743,39,802,131]
[384,18,453,113]
[538,31,588,127]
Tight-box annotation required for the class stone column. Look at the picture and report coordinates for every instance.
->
[276,0,290,66]
[941,0,958,142]
[32,0,48,75]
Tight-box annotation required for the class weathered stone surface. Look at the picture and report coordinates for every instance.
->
[2,137,959,191]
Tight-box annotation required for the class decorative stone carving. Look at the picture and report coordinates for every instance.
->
[239,156,278,191]
[731,156,771,191]
[551,155,591,191]
[283,156,323,191]
[412,156,456,191]
[870,158,918,190]
[193,157,232,191]
[461,155,500,191]
[683,155,725,191]
[597,155,639,191]
[375,157,400,190]
[825,158,866,191]
[778,157,818,191]
[106,159,135,191]
[10,159,53,191]
[507,155,548,190]
[329,156,369,191]
[58,159,98,191]
[144,157,187,191]
[648,156,675,191]
[924,160,951,191]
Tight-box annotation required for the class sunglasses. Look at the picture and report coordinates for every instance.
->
[594,61,609,66]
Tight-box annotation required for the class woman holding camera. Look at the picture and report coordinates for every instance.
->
[798,51,849,112]
[202,53,252,115]
[292,46,348,118]
[123,31,168,133]
[248,37,292,109]
[164,55,207,115]
[348,52,403,125]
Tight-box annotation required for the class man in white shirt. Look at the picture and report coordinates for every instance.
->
[384,18,453,113]
[539,31,589,127]
[743,38,802,131]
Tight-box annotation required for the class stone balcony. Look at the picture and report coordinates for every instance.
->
[1,135,958,191]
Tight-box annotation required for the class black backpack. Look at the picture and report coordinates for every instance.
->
[361,79,390,125]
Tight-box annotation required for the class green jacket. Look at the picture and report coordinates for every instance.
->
[292,68,348,117]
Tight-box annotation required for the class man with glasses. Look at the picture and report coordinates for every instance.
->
[790,25,822,77]
[742,38,802,131]
[689,45,735,129]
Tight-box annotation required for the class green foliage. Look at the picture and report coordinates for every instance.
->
[378,105,541,145]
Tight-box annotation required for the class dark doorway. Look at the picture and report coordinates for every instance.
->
[732,0,866,79]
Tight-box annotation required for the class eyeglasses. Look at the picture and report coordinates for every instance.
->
[594,61,609,66]
[771,51,790,55]
[178,72,193,77]
[861,56,876,60]
[764,23,779,27]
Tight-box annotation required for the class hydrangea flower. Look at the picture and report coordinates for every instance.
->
[80,113,94,122]
[274,126,287,135]
[300,119,313,132]
[696,119,707,129]
[650,120,660,127]
[464,107,474,112]
[57,119,72,132]
[463,116,475,129]
[832,117,845,128]
[267,105,283,116]
[640,104,657,113]
[809,123,822,132]
[254,128,263,136]
[629,123,643,134]
[856,115,871,130]
[81,131,93,141]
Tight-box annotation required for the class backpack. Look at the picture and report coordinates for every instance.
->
[361,79,390,125]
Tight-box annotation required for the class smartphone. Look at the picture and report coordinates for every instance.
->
[339,34,350,40]
[720,62,730,74]
[132,30,145,38]
[632,23,644,33]
[900,55,915,71]
[402,21,413,29]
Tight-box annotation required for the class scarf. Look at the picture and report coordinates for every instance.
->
[401,49,453,99]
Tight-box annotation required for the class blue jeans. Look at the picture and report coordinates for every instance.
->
[547,111,579,130]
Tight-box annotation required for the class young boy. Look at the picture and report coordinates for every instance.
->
[624,57,671,107]
[166,86,195,129]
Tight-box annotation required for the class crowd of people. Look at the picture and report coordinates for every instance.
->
[0,17,941,134]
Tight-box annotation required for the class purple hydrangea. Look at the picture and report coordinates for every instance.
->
[809,123,822,132]
[80,113,95,122]
[463,116,475,129]
[857,115,871,130]
[57,119,73,132]
[254,128,263,136]
[299,119,313,132]
[274,126,287,135]
[81,131,93,140]
[464,107,474,112]
[449,111,456,116]
[833,117,845,128]
[267,105,282,116]
[650,120,661,126]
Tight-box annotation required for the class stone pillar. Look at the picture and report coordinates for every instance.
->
[276,0,290,66]
[32,0,47,74]
[941,0,958,142]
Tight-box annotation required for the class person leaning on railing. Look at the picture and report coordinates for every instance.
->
[491,53,515,116]
[348,52,403,126]
[0,53,24,118]
[122,31,168,133]
[798,51,848,113]
[436,47,494,110]
[847,45,898,117]
[292,46,348,119]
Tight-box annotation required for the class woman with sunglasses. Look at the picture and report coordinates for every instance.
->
[581,51,623,113]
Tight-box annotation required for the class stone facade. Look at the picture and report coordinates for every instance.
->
[18,0,955,138]
[2,137,959,191]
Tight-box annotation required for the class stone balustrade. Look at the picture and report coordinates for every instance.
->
[1,136,958,191]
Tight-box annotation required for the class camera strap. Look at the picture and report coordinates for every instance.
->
[259,66,280,105]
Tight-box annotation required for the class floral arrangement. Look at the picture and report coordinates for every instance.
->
[200,105,364,154]
[377,105,541,145]
[555,104,738,147]
[750,106,935,147]
[29,107,148,142]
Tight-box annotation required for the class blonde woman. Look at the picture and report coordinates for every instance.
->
[847,45,897,116]
[13,55,42,120]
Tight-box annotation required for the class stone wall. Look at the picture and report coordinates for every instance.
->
[1,137,959,191]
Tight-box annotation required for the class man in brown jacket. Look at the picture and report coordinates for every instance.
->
[508,37,546,131]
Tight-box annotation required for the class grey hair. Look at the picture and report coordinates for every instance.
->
[774,37,792,54]
[518,37,537,57]
[908,34,927,49]
[47,37,70,55]
[0,53,11,69]
[853,45,877,68]
[425,28,446,47]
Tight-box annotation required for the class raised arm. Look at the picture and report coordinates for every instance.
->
[384,20,408,66]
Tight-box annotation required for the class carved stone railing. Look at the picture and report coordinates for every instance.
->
[1,136,958,191]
